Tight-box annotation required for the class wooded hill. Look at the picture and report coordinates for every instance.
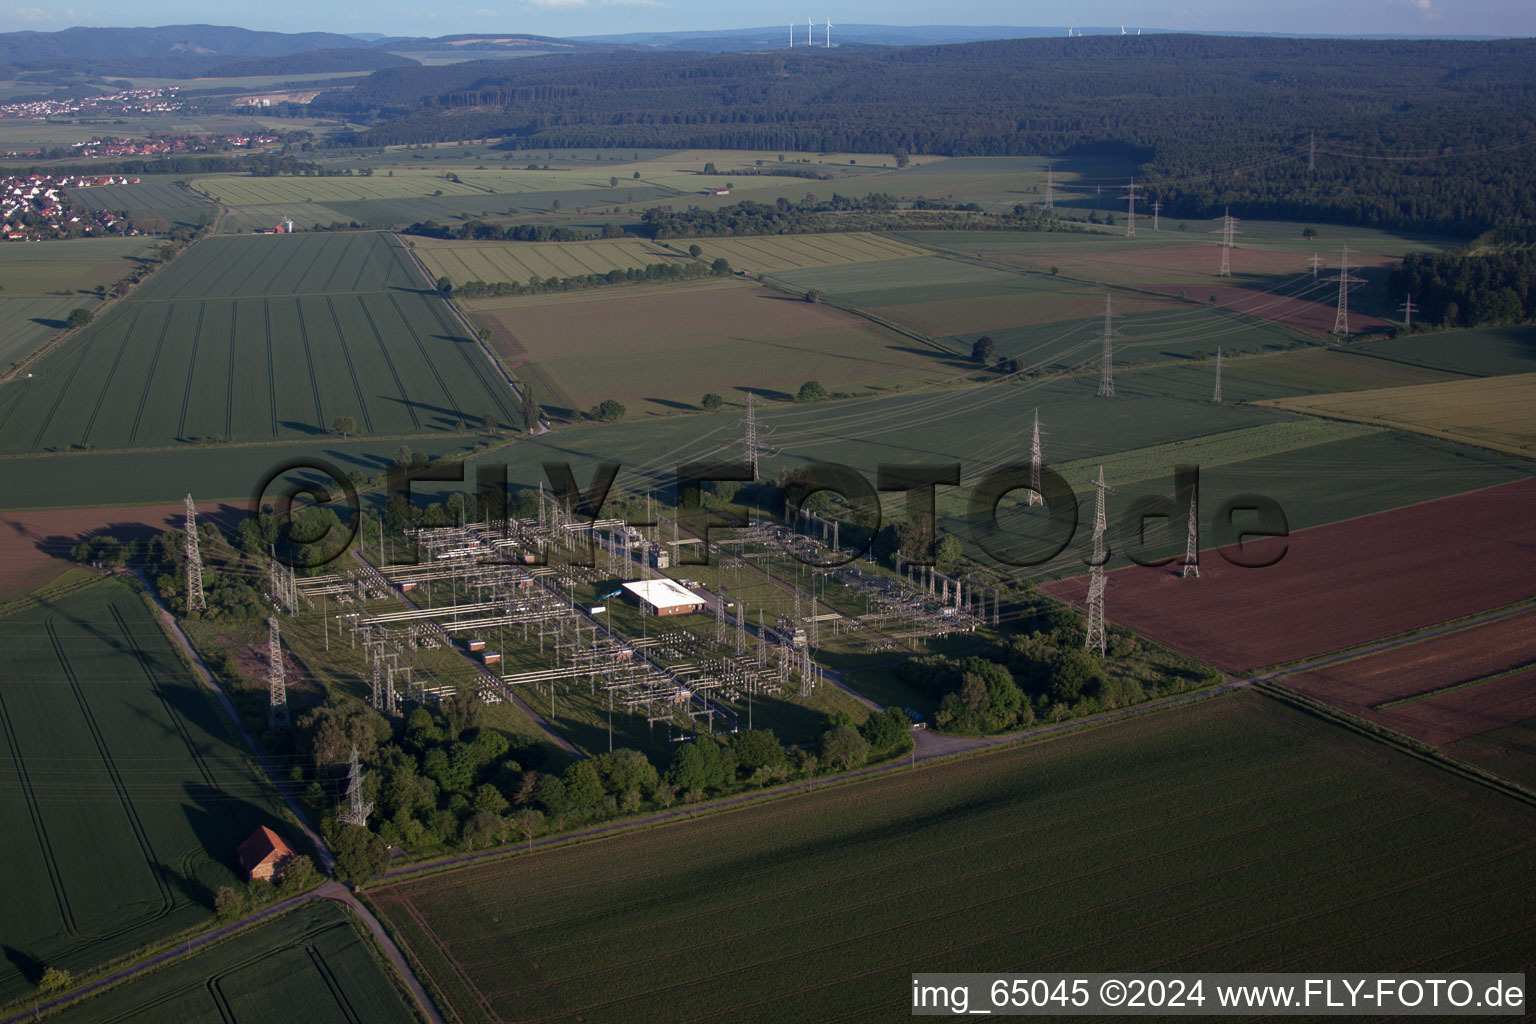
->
[315,35,1536,235]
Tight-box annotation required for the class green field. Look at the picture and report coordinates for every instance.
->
[370,692,1536,1024]
[1351,326,1536,378]
[772,255,1308,370]
[0,237,153,295]
[0,295,102,369]
[1117,346,1461,403]
[69,177,218,230]
[469,278,956,416]
[0,231,521,453]
[415,235,687,284]
[43,901,422,1024]
[0,577,293,1005]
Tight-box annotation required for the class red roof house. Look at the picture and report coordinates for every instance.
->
[237,826,296,882]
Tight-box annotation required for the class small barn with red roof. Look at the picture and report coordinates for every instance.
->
[237,826,296,882]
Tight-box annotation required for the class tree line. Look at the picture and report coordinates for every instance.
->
[1387,246,1536,328]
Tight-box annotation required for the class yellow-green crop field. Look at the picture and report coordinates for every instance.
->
[674,232,934,272]
[191,172,491,205]
[1262,373,1536,457]
[412,235,687,283]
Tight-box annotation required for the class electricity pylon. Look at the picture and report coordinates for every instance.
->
[1028,407,1044,506]
[1327,246,1365,336]
[184,494,206,612]
[338,745,373,827]
[1096,294,1118,397]
[1399,295,1418,329]
[1084,467,1114,656]
[1308,253,1325,282]
[1181,490,1200,579]
[1043,164,1055,210]
[268,616,289,731]
[738,392,774,481]
[1212,346,1223,404]
[1213,207,1240,277]
[1122,178,1139,237]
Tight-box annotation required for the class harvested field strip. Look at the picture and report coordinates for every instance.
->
[373,693,1536,1024]
[1374,671,1536,750]
[1284,608,1536,715]
[1042,477,1536,674]
[1262,373,1536,457]
[1376,662,1536,710]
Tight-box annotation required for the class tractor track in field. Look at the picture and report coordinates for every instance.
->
[79,305,140,448]
[175,301,205,439]
[127,304,174,445]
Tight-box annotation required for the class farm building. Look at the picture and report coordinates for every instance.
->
[237,826,296,882]
[621,578,706,617]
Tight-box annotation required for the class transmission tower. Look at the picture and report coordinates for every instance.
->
[184,493,206,612]
[1084,467,1114,656]
[1043,164,1055,210]
[1028,407,1044,506]
[1096,294,1118,397]
[267,616,289,731]
[1181,489,1200,579]
[1212,207,1240,277]
[337,745,373,827]
[1308,130,1316,173]
[1122,178,1139,237]
[1151,200,1161,231]
[738,393,774,481]
[1326,246,1365,336]
[1212,346,1223,404]
[1399,294,1418,329]
[1308,253,1325,282]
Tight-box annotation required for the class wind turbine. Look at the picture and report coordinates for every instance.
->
[825,17,832,47]
[790,22,794,46]
[1121,25,1126,34]
[808,16,813,46]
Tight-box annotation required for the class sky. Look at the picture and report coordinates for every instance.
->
[9,0,1536,40]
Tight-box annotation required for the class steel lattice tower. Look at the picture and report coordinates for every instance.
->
[1122,178,1139,237]
[267,616,289,731]
[1308,130,1316,173]
[1043,165,1054,210]
[1213,207,1240,277]
[1399,295,1418,329]
[1212,346,1223,404]
[184,494,206,612]
[1151,200,1161,232]
[338,745,373,827]
[1096,295,1118,397]
[1327,246,1365,336]
[739,393,773,481]
[1309,253,1325,282]
[1181,490,1200,579]
[1084,467,1114,656]
[1028,407,1044,506]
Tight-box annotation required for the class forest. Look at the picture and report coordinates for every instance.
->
[1388,246,1536,327]
[313,35,1536,235]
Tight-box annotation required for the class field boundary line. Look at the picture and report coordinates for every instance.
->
[1252,681,1536,807]
[1373,660,1536,710]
